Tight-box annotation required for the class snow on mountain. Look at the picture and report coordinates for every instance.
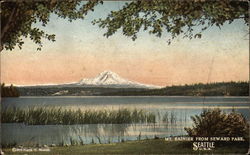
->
[76,70,161,89]
[15,71,162,89]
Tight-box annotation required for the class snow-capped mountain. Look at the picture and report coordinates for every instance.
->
[76,71,161,89]
[16,71,162,89]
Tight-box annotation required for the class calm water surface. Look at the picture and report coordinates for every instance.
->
[1,96,249,146]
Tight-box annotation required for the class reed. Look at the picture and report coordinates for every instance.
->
[162,112,168,123]
[1,107,156,125]
[170,112,177,124]
[162,112,177,123]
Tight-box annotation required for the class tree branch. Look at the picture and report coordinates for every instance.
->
[1,5,18,51]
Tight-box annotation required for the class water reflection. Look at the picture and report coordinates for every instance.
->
[2,121,190,146]
[1,96,249,146]
[2,108,249,146]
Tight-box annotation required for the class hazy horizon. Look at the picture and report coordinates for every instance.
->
[2,70,249,87]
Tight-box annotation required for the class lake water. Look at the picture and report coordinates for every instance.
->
[1,96,249,146]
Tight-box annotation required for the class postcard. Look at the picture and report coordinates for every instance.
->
[1,0,249,154]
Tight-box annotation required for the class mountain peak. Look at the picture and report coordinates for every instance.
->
[100,70,116,75]
[78,70,161,89]
[98,70,119,78]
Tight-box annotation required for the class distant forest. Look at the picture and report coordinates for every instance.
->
[102,81,249,96]
[1,83,20,97]
[13,81,249,97]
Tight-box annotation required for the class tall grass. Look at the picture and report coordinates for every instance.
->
[1,107,156,125]
[162,111,177,125]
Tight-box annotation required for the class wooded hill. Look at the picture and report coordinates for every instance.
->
[15,81,249,96]
[101,81,249,96]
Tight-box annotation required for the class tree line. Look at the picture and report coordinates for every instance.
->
[1,83,20,97]
[102,81,249,96]
[2,81,248,97]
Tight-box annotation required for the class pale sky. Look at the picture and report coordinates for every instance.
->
[1,2,249,86]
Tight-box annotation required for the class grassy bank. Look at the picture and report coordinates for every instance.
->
[2,139,249,155]
[1,108,156,125]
